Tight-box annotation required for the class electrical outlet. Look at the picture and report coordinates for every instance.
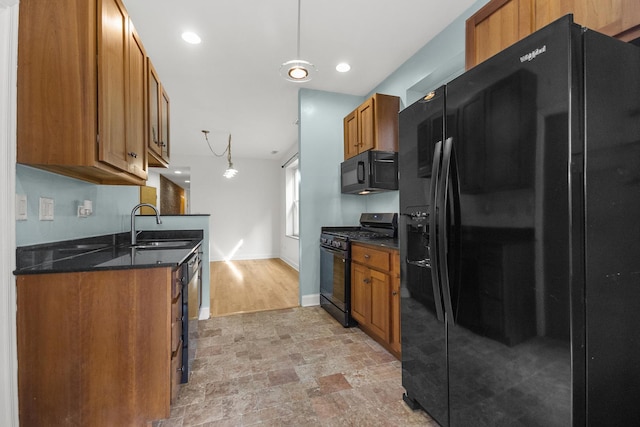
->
[39,197,54,221]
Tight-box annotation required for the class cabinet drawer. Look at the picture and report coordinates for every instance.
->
[171,295,182,352]
[170,342,183,403]
[172,273,183,300]
[352,245,390,270]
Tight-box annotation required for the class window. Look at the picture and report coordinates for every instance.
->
[285,158,300,238]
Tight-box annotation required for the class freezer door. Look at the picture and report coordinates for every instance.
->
[399,88,448,425]
[444,16,578,427]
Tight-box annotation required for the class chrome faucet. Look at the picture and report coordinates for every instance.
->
[130,203,162,245]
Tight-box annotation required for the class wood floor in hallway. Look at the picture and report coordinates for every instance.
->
[210,258,299,317]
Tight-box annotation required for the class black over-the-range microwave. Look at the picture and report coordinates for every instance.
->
[340,150,398,195]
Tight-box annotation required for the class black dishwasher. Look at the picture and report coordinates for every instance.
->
[180,246,202,383]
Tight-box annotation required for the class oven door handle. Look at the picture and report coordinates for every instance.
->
[320,245,348,260]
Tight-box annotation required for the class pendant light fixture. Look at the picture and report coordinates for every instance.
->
[223,134,238,178]
[280,0,316,82]
[203,130,238,179]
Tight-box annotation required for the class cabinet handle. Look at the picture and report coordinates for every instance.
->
[392,291,398,296]
[176,366,184,373]
[364,254,370,259]
[127,151,138,158]
[160,141,167,147]
[363,278,370,284]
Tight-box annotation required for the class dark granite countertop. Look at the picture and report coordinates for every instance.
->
[14,230,203,275]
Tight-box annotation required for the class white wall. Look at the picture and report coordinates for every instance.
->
[146,169,161,207]
[279,144,300,270]
[172,153,281,262]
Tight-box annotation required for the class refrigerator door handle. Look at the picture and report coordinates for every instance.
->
[406,258,431,268]
[429,140,445,322]
[438,137,456,326]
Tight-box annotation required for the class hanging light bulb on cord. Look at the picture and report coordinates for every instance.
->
[202,130,238,179]
[223,134,238,179]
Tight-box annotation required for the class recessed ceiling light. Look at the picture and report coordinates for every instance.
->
[181,31,201,44]
[336,62,351,73]
[174,170,182,174]
[185,180,191,183]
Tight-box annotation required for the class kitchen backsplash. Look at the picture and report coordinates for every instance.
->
[15,165,139,246]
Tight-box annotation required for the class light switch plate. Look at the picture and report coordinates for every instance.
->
[39,197,54,221]
[16,194,27,220]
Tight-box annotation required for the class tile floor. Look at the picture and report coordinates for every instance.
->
[156,306,436,426]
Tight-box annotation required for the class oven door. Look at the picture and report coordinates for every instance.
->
[319,244,350,313]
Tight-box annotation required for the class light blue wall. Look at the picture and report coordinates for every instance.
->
[135,215,211,318]
[298,0,489,302]
[298,89,366,301]
[15,165,139,246]
[297,90,403,303]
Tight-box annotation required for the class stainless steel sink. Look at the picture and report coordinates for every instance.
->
[130,240,193,249]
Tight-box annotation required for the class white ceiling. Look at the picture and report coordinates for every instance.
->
[124,0,476,165]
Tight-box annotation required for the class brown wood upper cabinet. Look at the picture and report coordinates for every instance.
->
[127,22,149,179]
[148,60,171,167]
[343,93,400,160]
[17,0,151,185]
[466,0,640,69]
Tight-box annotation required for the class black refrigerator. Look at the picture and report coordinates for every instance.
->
[399,15,640,426]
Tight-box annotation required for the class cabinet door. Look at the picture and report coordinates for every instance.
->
[160,87,171,162]
[148,60,163,161]
[358,97,375,152]
[127,22,147,179]
[390,252,401,354]
[536,0,640,40]
[98,0,130,173]
[351,262,369,325]
[344,109,359,159]
[369,269,391,342]
[465,0,535,69]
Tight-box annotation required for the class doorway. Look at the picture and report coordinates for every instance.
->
[210,258,299,317]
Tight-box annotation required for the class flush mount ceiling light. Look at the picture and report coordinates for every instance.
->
[280,0,316,82]
[181,31,201,44]
[202,130,238,179]
[336,62,351,73]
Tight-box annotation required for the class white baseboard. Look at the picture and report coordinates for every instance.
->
[210,253,278,262]
[198,307,210,320]
[301,293,320,307]
[280,256,299,271]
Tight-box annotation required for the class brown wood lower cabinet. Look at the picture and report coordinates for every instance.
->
[351,243,401,358]
[16,267,180,426]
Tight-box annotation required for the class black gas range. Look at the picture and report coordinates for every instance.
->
[319,213,398,326]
